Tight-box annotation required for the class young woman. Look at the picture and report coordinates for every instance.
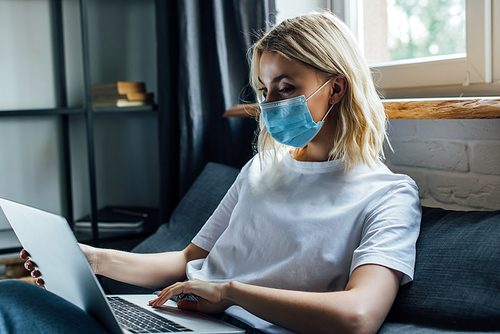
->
[6,11,420,334]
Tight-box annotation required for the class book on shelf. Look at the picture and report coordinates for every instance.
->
[91,81,155,108]
[91,99,153,108]
[92,92,154,102]
[74,206,152,237]
[91,81,146,95]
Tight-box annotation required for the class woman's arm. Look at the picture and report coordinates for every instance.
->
[22,243,208,288]
[88,243,208,289]
[88,243,208,288]
[150,264,401,334]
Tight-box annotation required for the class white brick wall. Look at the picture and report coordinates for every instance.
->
[385,119,500,211]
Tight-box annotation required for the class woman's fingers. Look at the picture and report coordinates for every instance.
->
[148,280,232,314]
[24,259,40,275]
[20,249,29,260]
[30,269,41,278]
[149,283,187,307]
[24,259,37,271]
[30,269,45,286]
[149,289,174,307]
[21,249,45,286]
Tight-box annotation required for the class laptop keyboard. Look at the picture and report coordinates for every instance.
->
[107,296,193,333]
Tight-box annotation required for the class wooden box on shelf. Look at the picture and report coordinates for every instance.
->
[0,255,36,284]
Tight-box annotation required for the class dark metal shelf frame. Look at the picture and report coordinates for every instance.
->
[92,105,157,114]
[0,108,85,117]
[0,0,166,252]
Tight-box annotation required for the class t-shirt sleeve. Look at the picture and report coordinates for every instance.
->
[350,181,421,285]
[191,158,253,252]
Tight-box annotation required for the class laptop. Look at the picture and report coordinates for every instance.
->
[0,198,244,334]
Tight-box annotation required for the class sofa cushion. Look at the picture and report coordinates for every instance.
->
[132,162,240,254]
[387,207,500,331]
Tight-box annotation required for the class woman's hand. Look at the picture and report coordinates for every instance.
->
[20,244,99,286]
[148,279,234,314]
[20,249,44,286]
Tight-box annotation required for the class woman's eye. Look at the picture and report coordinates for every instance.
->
[279,86,295,94]
[258,84,294,101]
[259,88,267,99]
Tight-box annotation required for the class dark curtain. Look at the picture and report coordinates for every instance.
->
[156,0,266,221]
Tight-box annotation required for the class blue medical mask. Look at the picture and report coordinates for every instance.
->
[259,79,334,148]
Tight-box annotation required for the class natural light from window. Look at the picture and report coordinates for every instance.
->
[273,0,492,89]
[362,0,466,65]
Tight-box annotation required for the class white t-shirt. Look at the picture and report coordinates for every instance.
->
[187,153,421,334]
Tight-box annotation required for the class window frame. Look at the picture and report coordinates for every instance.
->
[331,0,493,90]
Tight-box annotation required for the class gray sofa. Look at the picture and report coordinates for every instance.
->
[101,162,500,333]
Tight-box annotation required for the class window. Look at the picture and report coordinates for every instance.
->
[272,0,497,95]
[350,0,492,89]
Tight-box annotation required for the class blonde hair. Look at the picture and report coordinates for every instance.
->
[249,11,387,170]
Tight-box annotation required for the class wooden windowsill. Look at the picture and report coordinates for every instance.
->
[223,97,500,119]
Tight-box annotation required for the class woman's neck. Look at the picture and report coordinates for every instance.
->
[290,144,329,162]
[291,112,337,162]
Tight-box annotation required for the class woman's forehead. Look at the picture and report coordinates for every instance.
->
[259,51,319,84]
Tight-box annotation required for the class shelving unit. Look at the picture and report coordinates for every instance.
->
[0,0,166,253]
[0,0,76,253]
[92,105,158,114]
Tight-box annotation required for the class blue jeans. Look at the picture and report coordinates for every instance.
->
[0,280,266,334]
[0,279,108,333]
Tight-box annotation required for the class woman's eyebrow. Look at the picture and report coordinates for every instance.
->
[258,74,293,85]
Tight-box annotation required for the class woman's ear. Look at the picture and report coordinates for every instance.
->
[329,76,348,104]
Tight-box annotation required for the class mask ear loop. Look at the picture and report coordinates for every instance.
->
[305,78,333,102]
[305,77,336,124]
[320,103,335,122]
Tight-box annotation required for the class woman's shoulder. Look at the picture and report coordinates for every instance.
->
[345,162,420,207]
[351,162,417,186]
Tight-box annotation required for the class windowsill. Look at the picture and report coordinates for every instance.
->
[383,97,500,119]
[223,97,500,119]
